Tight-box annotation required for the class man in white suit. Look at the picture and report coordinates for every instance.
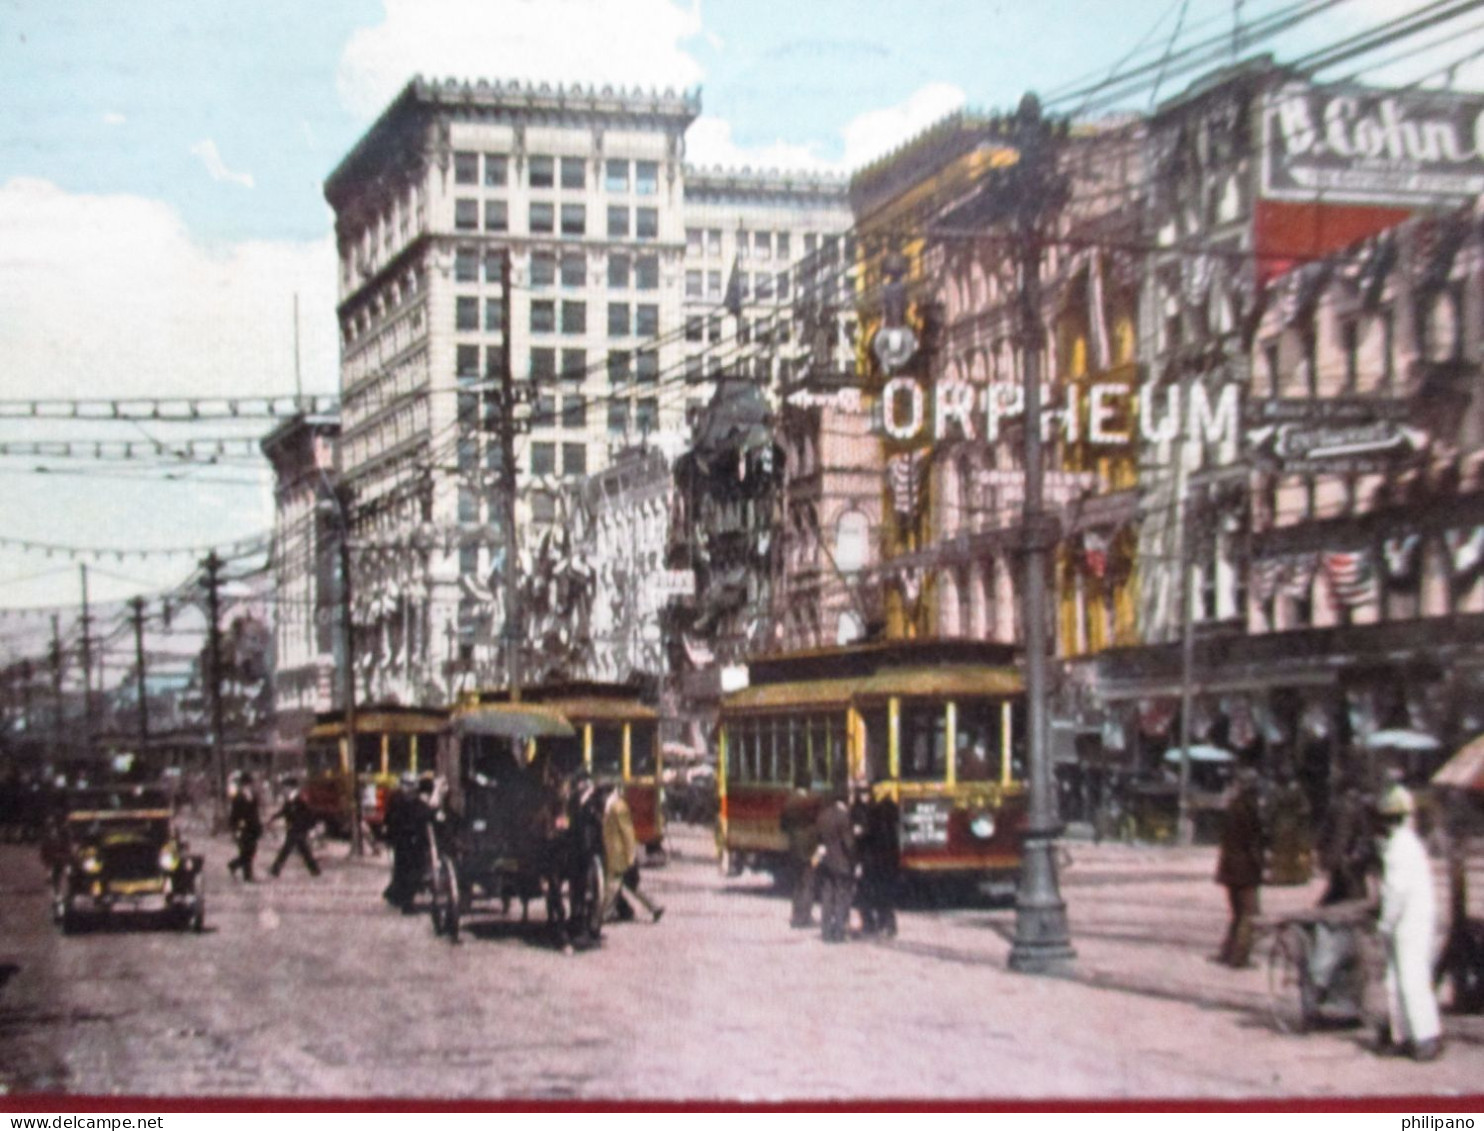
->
[1376,785,1443,1061]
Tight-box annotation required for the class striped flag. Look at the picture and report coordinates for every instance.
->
[1322,549,1376,609]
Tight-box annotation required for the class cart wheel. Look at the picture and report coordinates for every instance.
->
[431,855,461,944]
[582,852,605,943]
[1268,924,1313,1035]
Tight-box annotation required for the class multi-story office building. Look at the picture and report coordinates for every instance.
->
[323,77,698,702]
[680,167,853,401]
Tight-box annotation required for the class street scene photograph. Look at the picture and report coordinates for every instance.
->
[3,0,1484,1111]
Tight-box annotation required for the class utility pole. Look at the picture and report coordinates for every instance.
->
[497,246,523,703]
[334,485,364,858]
[202,551,227,825]
[129,596,150,754]
[1007,92,1075,975]
[49,614,63,763]
[78,564,95,765]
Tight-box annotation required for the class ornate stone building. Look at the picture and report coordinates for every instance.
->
[323,77,697,703]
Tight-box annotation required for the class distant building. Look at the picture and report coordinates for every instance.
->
[260,412,341,736]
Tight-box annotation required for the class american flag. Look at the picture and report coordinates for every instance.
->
[1322,549,1376,610]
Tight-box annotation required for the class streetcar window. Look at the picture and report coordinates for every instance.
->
[354,733,380,775]
[955,702,1005,783]
[861,708,889,784]
[723,725,741,782]
[542,734,585,778]
[387,734,413,776]
[592,725,624,777]
[782,717,800,787]
[631,720,657,777]
[759,717,776,783]
[462,735,521,786]
[305,740,338,775]
[805,716,826,786]
[900,702,948,782]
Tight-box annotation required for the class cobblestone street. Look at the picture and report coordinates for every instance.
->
[1,820,1480,1103]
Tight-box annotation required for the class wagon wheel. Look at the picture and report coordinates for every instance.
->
[581,851,605,943]
[430,854,461,944]
[1268,923,1313,1035]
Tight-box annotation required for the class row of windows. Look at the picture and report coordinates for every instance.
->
[455,200,659,239]
[685,229,839,261]
[455,343,663,385]
[452,248,662,290]
[454,152,661,195]
[722,701,1024,786]
[529,441,590,477]
[685,269,793,302]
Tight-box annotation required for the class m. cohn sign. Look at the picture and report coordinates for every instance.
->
[879,375,1242,453]
[1263,82,1484,204]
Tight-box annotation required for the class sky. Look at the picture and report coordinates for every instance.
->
[0,0,1476,640]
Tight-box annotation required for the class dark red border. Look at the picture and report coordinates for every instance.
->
[3,1093,1483,1114]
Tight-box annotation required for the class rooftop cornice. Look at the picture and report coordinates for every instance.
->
[326,75,702,209]
[683,164,849,200]
[411,74,700,119]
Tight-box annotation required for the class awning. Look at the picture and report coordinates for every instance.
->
[1163,744,1235,764]
[1432,735,1484,793]
[1363,728,1440,752]
[455,707,575,739]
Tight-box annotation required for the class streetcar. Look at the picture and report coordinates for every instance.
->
[301,705,448,838]
[717,640,1027,892]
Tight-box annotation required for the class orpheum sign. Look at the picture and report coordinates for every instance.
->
[1263,81,1484,205]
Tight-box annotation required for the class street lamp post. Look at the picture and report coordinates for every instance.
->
[1006,92,1075,975]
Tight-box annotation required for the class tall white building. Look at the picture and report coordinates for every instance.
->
[319,81,856,703]
[324,78,698,703]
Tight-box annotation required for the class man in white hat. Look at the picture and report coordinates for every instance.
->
[1375,784,1443,1061]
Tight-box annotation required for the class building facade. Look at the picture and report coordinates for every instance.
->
[323,77,697,703]
[260,413,341,734]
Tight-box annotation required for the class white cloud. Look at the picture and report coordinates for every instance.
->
[841,82,967,171]
[0,178,337,401]
[685,116,837,174]
[189,139,255,190]
[102,111,126,126]
[337,0,705,120]
[0,180,337,606]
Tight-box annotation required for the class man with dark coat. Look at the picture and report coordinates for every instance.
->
[268,777,322,878]
[226,771,263,882]
[547,770,603,952]
[779,773,817,929]
[814,785,857,943]
[855,787,900,938]
[383,773,429,912]
[1214,769,1265,967]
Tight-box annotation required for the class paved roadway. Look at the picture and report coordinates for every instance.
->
[1,819,1481,1104]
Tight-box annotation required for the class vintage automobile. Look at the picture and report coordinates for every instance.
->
[49,785,205,934]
